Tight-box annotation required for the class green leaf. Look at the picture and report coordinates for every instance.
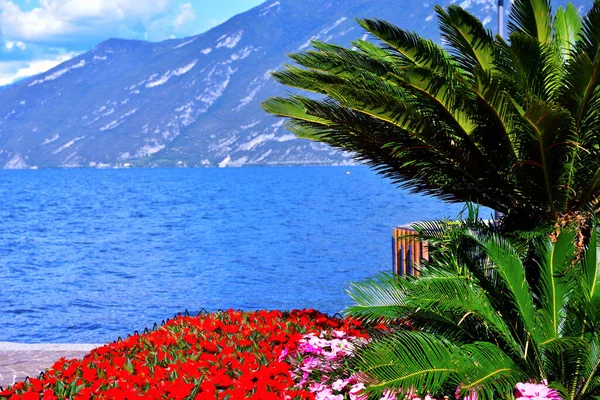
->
[435,5,494,73]
[583,223,600,300]
[345,273,409,323]
[537,230,575,338]
[261,97,331,129]
[552,4,583,62]
[357,19,458,76]
[466,232,537,339]
[356,331,461,396]
[458,342,527,400]
[508,0,553,44]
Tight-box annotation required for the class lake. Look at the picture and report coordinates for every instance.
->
[0,166,470,343]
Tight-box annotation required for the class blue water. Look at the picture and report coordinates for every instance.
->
[0,166,469,343]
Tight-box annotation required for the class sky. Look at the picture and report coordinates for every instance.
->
[0,0,265,85]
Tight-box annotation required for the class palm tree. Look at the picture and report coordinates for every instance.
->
[262,0,600,231]
[346,222,600,400]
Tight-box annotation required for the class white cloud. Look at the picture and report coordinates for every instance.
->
[0,0,171,43]
[0,51,77,86]
[4,40,26,50]
[173,2,195,30]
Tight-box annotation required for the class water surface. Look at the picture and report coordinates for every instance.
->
[0,166,469,343]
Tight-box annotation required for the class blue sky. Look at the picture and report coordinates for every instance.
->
[0,0,265,85]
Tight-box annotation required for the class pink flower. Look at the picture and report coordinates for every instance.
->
[279,347,289,362]
[301,357,321,373]
[305,334,330,348]
[381,389,399,400]
[299,370,310,386]
[330,338,355,356]
[515,381,561,400]
[456,386,478,400]
[310,382,327,393]
[315,389,344,400]
[403,386,420,400]
[349,383,368,400]
[331,379,348,391]
[299,341,324,355]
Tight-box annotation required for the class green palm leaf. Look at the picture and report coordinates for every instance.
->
[581,337,600,397]
[536,231,575,338]
[508,0,553,44]
[458,342,528,399]
[345,273,409,323]
[435,5,494,73]
[552,4,582,62]
[466,232,537,337]
[406,269,526,358]
[357,19,458,76]
[355,331,462,396]
[583,222,600,300]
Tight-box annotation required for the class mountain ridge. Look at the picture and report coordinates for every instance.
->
[0,0,592,169]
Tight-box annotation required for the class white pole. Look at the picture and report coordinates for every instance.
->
[498,0,505,38]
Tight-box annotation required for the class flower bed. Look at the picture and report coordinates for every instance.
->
[0,310,369,400]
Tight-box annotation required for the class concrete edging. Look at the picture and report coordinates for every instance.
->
[0,342,99,389]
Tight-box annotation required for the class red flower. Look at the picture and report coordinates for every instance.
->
[0,310,369,400]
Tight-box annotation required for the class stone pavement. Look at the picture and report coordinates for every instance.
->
[0,342,98,389]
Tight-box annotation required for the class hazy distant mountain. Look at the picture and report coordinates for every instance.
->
[0,0,592,169]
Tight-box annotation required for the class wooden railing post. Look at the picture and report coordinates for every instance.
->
[392,228,399,275]
[392,226,428,277]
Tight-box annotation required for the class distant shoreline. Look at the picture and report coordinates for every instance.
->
[0,162,361,171]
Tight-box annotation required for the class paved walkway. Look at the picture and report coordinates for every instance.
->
[0,342,98,389]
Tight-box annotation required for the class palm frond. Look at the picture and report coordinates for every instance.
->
[468,69,519,172]
[565,3,600,211]
[577,1,600,63]
[435,5,494,73]
[457,342,528,400]
[357,19,458,77]
[290,41,400,78]
[261,96,331,127]
[508,0,553,44]
[356,331,462,397]
[583,222,600,300]
[345,273,409,323]
[511,97,575,219]
[466,231,537,337]
[406,269,525,358]
[536,231,576,339]
[581,337,600,397]
[552,4,583,62]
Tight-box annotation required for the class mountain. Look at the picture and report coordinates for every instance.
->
[0,0,592,169]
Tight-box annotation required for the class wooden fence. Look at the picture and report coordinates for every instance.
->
[392,227,428,276]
